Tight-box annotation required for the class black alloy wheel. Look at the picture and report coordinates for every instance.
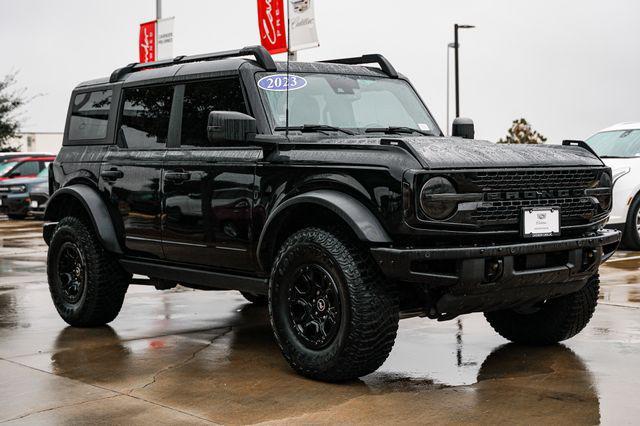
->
[269,227,399,382]
[56,242,87,304]
[287,263,342,350]
[48,216,130,327]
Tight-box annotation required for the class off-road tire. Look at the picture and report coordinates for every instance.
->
[7,213,27,220]
[484,275,599,345]
[240,291,267,305]
[48,216,130,327]
[622,195,640,250]
[269,227,399,382]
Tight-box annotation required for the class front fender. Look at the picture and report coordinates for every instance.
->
[44,185,122,254]
[257,189,391,270]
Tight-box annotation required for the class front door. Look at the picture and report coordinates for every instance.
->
[162,78,260,271]
[101,84,175,259]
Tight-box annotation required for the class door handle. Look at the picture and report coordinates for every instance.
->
[100,169,124,180]
[165,171,191,182]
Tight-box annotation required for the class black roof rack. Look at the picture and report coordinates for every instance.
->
[320,54,398,78]
[109,45,276,83]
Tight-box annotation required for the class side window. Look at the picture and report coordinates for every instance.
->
[118,85,174,149]
[181,78,247,147]
[68,90,112,140]
[13,161,39,177]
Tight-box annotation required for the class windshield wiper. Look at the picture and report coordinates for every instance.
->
[365,126,434,136]
[274,124,355,135]
[599,155,629,159]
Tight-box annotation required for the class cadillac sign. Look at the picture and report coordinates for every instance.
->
[257,0,319,54]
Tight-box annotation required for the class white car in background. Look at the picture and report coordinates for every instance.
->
[586,122,640,250]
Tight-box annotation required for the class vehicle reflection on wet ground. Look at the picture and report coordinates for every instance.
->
[1,217,639,424]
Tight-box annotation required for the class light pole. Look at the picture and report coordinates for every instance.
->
[446,42,455,136]
[454,24,475,118]
[156,0,162,19]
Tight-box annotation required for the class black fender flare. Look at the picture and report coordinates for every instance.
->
[44,185,123,254]
[256,189,391,270]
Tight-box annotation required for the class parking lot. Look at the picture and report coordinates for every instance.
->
[1,216,640,424]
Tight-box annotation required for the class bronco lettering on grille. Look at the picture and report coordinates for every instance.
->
[485,189,586,201]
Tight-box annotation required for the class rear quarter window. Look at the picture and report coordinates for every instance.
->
[68,90,112,141]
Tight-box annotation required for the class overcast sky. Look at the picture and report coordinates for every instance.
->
[1,0,639,142]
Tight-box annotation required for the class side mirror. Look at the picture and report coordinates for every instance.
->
[9,172,20,178]
[207,111,257,144]
[452,117,475,139]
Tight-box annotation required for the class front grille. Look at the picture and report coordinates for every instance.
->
[470,169,599,191]
[471,197,597,225]
[410,167,609,233]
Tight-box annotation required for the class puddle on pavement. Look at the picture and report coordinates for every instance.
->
[0,258,47,277]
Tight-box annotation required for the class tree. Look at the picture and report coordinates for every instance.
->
[497,118,547,144]
[0,72,28,152]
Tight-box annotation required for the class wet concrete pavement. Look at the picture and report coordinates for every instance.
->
[1,217,639,424]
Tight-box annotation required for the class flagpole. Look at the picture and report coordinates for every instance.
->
[285,0,291,138]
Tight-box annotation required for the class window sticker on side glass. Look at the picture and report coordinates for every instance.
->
[258,74,307,91]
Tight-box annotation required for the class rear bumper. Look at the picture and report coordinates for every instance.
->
[371,229,621,319]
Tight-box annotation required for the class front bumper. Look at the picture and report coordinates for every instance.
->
[0,192,48,217]
[0,193,30,216]
[371,229,621,319]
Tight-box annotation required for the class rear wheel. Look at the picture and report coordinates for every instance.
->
[269,227,399,382]
[485,275,599,345]
[622,195,640,250]
[48,216,130,327]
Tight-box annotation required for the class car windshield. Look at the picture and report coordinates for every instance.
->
[37,167,49,178]
[0,162,17,177]
[257,73,440,135]
[586,129,640,158]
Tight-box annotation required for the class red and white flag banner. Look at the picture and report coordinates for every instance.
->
[139,20,156,63]
[139,17,174,63]
[257,0,288,54]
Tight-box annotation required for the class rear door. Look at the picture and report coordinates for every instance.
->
[162,77,261,271]
[101,84,176,259]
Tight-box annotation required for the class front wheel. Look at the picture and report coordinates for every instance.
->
[269,227,399,382]
[485,275,599,345]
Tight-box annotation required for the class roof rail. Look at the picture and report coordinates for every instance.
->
[320,54,398,78]
[109,45,276,83]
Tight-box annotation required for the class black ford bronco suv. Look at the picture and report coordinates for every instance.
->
[44,45,620,381]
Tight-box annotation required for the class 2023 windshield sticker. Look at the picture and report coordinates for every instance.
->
[258,74,307,91]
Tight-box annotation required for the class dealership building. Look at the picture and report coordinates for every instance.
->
[6,132,63,154]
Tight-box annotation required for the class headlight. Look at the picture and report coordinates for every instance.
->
[419,177,458,220]
[612,167,631,186]
[9,185,27,193]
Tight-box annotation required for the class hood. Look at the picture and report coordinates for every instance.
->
[600,157,640,168]
[286,134,604,169]
[395,137,604,169]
